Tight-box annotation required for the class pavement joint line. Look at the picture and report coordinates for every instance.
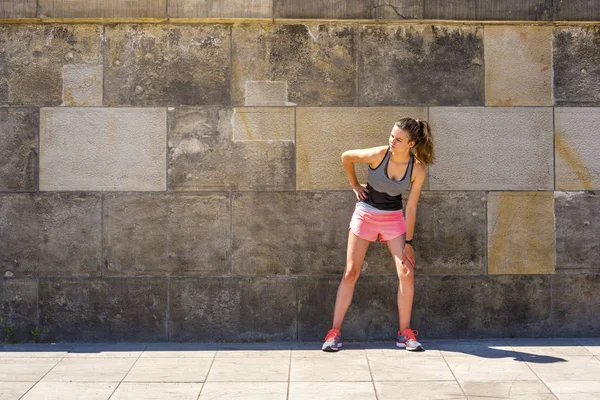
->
[16,344,75,400]
[195,345,218,399]
[518,346,560,399]
[437,341,469,399]
[106,344,148,400]
[363,349,381,400]
[286,348,292,400]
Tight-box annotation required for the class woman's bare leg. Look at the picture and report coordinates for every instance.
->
[331,231,371,330]
[386,234,414,331]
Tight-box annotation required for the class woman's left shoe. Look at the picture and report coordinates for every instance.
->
[396,328,424,351]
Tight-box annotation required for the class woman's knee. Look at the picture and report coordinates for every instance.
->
[343,262,361,283]
[396,262,414,280]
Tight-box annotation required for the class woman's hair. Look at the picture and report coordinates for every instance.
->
[395,117,435,166]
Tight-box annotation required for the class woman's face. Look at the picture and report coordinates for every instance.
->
[389,125,414,152]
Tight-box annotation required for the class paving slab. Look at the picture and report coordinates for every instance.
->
[20,382,117,400]
[123,358,212,383]
[199,382,287,400]
[111,382,203,400]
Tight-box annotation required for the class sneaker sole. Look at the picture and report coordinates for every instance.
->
[322,343,343,352]
[396,342,423,351]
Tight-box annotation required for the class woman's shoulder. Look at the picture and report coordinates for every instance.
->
[411,156,426,178]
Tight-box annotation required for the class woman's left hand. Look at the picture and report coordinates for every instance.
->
[402,244,415,270]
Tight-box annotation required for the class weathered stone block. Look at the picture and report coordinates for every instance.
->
[168,107,294,190]
[296,107,427,190]
[485,26,552,106]
[104,24,230,106]
[244,81,289,106]
[555,192,600,273]
[274,0,423,19]
[0,24,102,106]
[488,192,555,275]
[169,0,272,18]
[232,23,357,106]
[0,193,102,277]
[103,193,230,276]
[554,27,600,106]
[423,0,553,20]
[39,278,167,341]
[426,275,552,338]
[554,0,600,21]
[555,108,600,190]
[232,191,355,275]
[415,192,486,275]
[232,107,294,141]
[297,275,426,340]
[0,1,36,18]
[40,107,166,191]
[169,277,297,341]
[0,108,38,191]
[39,0,167,17]
[359,24,483,106]
[62,64,103,106]
[552,274,600,336]
[0,279,37,343]
[429,107,554,190]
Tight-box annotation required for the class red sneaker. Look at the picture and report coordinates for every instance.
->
[396,328,423,351]
[321,328,342,352]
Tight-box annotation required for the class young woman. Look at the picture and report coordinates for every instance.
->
[322,117,435,352]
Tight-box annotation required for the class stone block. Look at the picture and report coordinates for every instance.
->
[488,192,555,275]
[297,275,426,340]
[555,192,600,273]
[296,107,426,190]
[39,0,168,17]
[554,0,600,21]
[0,193,102,277]
[425,275,552,338]
[103,193,230,276]
[274,0,423,19]
[40,107,166,191]
[0,1,36,17]
[232,191,355,275]
[0,24,102,106]
[415,192,486,275]
[169,0,272,18]
[62,64,103,106]
[485,26,552,106]
[552,274,600,336]
[429,107,554,190]
[104,24,230,106]
[39,278,167,341]
[423,0,553,20]
[168,107,294,190]
[0,108,38,191]
[169,277,297,341]
[554,27,600,106]
[232,107,294,141]
[244,81,289,106]
[232,23,357,106]
[555,108,600,190]
[359,24,483,106]
[0,279,37,343]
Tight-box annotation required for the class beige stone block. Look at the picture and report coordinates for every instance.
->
[39,0,167,17]
[485,26,552,106]
[0,0,36,17]
[62,64,102,106]
[40,108,166,191]
[296,107,427,190]
[555,107,600,190]
[245,81,290,106]
[429,107,554,190]
[488,192,555,275]
[169,0,272,18]
[232,107,294,141]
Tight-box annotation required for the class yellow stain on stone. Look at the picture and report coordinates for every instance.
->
[555,131,594,190]
[488,192,554,275]
[236,111,253,140]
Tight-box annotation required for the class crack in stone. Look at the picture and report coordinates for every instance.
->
[368,3,409,19]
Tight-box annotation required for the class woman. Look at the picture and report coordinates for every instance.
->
[322,117,435,352]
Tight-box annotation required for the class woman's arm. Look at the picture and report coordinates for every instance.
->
[341,146,387,200]
[402,162,427,267]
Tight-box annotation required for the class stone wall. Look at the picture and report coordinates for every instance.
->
[1,1,599,342]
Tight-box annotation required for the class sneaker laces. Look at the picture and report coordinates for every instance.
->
[402,329,419,342]
[325,328,341,341]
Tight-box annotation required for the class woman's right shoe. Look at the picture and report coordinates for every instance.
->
[396,328,424,351]
[321,328,343,352]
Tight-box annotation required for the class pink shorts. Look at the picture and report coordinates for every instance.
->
[349,205,406,243]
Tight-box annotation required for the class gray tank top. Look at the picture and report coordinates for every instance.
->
[359,149,414,211]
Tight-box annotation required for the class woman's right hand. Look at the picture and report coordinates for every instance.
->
[352,184,369,201]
